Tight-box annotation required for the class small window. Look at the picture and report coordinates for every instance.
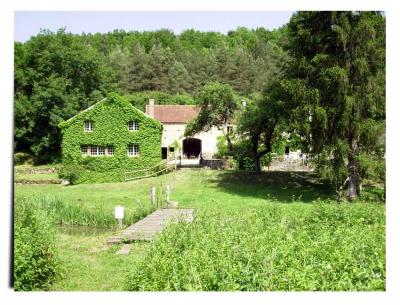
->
[169,147,174,152]
[98,146,105,156]
[81,145,88,156]
[84,121,93,132]
[128,144,139,156]
[107,146,114,156]
[128,121,139,131]
[90,146,98,156]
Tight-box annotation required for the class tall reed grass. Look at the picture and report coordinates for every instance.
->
[125,202,385,291]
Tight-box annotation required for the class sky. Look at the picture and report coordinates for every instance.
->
[14,11,294,42]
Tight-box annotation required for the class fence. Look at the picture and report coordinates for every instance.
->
[124,159,177,181]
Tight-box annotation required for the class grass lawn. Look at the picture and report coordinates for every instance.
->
[14,169,385,291]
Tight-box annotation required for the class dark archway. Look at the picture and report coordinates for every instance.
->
[183,138,202,158]
[161,147,168,159]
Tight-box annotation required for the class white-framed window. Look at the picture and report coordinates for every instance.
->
[90,145,98,155]
[128,144,139,156]
[84,121,93,132]
[107,146,114,156]
[84,145,114,156]
[81,145,88,156]
[128,121,139,131]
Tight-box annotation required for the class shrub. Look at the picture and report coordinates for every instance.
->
[215,136,230,159]
[14,198,61,290]
[125,203,385,291]
[14,152,32,165]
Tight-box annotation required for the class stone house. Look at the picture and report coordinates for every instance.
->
[145,99,226,159]
[59,94,163,183]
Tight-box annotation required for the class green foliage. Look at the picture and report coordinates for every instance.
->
[14,197,61,290]
[14,29,116,164]
[15,196,153,228]
[123,91,195,112]
[125,202,385,291]
[232,140,257,171]
[59,93,162,183]
[286,12,386,195]
[215,136,230,159]
[14,27,288,162]
[236,81,292,171]
[185,82,239,137]
[13,152,32,165]
[358,153,386,184]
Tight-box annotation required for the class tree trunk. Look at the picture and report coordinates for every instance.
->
[254,155,261,173]
[347,138,361,201]
[251,135,262,173]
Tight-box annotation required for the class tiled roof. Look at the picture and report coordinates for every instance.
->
[146,105,199,123]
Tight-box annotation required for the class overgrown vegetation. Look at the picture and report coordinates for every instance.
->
[15,196,153,228]
[59,93,163,183]
[14,169,385,291]
[14,198,61,290]
[126,202,385,291]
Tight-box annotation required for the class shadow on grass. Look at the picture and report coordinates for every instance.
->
[206,170,334,203]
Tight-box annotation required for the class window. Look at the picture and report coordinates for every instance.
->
[128,144,139,156]
[128,121,139,131]
[90,146,98,155]
[84,145,113,156]
[107,146,114,156]
[84,121,93,132]
[81,145,88,156]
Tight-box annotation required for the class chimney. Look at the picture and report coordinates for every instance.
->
[148,98,155,118]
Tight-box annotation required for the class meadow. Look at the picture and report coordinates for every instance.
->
[14,169,385,291]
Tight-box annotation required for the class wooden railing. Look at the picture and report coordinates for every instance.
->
[124,159,178,181]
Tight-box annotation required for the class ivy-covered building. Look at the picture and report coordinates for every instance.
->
[59,93,163,183]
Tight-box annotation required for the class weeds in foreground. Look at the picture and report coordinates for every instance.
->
[125,202,385,291]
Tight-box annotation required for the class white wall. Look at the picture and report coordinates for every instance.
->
[162,123,225,158]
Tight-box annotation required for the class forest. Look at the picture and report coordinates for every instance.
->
[14,25,287,162]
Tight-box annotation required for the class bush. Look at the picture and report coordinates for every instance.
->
[215,136,230,159]
[125,203,385,291]
[14,152,32,165]
[14,198,61,290]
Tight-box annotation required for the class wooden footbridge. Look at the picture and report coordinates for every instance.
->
[108,208,194,245]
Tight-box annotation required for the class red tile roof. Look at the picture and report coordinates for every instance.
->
[146,105,199,123]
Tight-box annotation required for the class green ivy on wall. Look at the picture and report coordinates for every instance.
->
[59,93,163,183]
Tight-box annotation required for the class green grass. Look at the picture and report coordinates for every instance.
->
[14,169,385,291]
[126,203,385,291]
[51,231,150,291]
[14,172,60,180]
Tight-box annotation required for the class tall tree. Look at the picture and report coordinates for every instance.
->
[168,61,191,94]
[237,81,290,172]
[185,82,239,150]
[14,29,116,163]
[286,12,385,200]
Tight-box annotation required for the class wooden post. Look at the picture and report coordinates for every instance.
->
[166,185,171,203]
[159,181,163,208]
[150,186,156,208]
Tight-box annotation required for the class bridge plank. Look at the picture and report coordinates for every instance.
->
[107,208,194,244]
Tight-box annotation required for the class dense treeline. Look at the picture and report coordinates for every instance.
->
[14,27,287,163]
